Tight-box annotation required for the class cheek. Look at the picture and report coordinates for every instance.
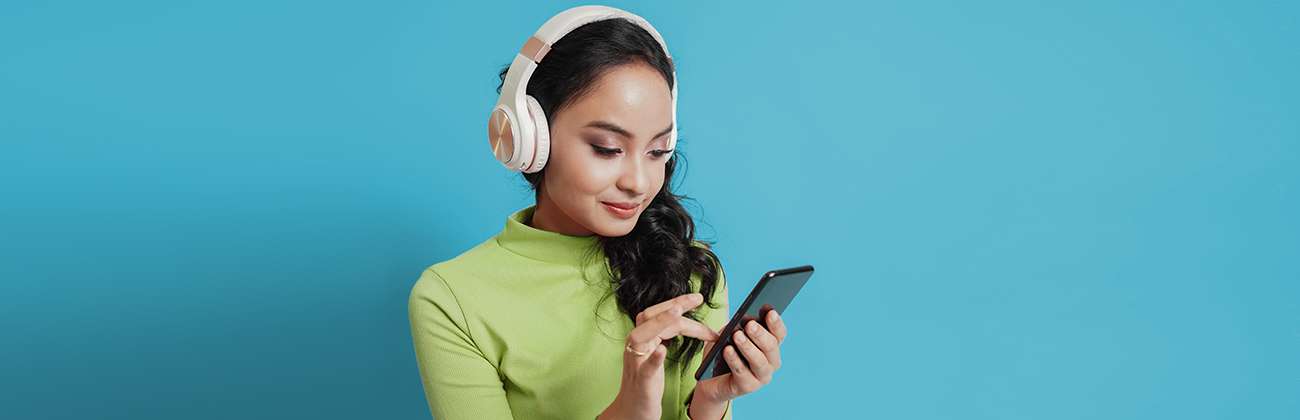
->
[550,147,618,197]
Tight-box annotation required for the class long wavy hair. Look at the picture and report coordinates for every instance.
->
[495,18,723,362]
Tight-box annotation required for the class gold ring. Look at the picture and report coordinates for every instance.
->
[625,343,651,356]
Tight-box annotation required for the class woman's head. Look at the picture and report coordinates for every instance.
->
[495,17,724,362]
[501,17,675,237]
[529,60,673,237]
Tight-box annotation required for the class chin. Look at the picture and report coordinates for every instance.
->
[590,215,638,237]
[591,222,635,238]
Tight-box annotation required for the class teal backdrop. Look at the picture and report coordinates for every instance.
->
[2,0,1296,418]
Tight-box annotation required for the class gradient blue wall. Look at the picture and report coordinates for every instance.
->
[2,1,1295,418]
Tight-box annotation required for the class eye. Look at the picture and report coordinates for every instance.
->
[650,149,673,159]
[591,145,621,156]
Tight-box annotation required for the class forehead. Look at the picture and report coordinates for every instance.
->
[558,63,672,136]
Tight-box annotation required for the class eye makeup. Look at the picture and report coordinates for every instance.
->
[588,143,673,159]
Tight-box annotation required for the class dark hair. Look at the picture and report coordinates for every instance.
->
[495,18,723,363]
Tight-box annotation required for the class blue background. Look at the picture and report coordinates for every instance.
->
[2,0,1296,418]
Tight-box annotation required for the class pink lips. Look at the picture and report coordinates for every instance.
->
[602,201,638,210]
[601,201,639,219]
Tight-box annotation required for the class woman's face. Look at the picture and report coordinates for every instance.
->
[533,62,674,237]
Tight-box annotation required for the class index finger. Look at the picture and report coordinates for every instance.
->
[635,293,704,325]
[767,310,787,343]
[630,312,720,345]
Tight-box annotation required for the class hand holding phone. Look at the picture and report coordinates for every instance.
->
[695,264,814,381]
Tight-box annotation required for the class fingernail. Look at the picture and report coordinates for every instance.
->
[747,321,758,333]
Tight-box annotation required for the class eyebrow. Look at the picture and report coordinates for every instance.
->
[583,120,674,142]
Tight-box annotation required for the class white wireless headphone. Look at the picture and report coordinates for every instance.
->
[487,5,678,173]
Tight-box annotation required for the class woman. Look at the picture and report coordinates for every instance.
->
[408,6,788,420]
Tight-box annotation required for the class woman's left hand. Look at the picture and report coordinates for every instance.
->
[694,309,787,403]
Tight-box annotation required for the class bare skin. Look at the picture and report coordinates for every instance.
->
[527,62,789,420]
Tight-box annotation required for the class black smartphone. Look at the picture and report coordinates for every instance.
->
[695,264,814,381]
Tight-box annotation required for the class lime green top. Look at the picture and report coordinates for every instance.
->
[408,205,733,420]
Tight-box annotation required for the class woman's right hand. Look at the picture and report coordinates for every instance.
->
[598,292,720,420]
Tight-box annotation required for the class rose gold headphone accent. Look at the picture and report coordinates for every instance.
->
[520,36,551,63]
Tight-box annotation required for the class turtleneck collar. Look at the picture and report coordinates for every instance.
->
[496,205,603,265]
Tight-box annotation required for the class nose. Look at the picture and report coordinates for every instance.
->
[615,154,649,197]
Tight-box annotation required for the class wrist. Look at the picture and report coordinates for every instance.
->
[687,388,730,420]
[599,391,658,420]
[691,386,728,406]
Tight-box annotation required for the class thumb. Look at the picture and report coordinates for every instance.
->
[702,337,716,357]
[647,343,668,367]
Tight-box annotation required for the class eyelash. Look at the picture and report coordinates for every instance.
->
[592,145,672,159]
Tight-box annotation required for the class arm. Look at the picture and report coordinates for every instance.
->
[408,268,515,420]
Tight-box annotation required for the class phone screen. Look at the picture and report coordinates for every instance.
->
[695,264,814,381]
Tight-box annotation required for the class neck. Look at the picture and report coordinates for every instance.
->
[530,191,595,237]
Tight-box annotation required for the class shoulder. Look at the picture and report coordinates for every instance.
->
[686,240,730,330]
[407,237,506,313]
[688,238,723,279]
[687,240,728,306]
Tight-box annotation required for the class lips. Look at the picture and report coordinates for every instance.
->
[601,201,639,210]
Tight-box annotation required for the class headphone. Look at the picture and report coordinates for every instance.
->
[487,5,678,173]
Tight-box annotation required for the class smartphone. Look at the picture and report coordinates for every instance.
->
[695,264,814,381]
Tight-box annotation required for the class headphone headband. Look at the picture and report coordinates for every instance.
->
[528,6,672,63]
[488,5,678,173]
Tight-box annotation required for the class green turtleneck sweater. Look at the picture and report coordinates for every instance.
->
[408,205,733,420]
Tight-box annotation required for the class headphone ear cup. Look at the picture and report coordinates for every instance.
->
[487,107,518,168]
[523,95,550,173]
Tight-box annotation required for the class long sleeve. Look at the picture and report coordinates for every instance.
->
[408,268,515,420]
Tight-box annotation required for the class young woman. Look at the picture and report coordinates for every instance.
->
[409,6,789,420]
